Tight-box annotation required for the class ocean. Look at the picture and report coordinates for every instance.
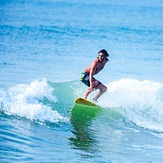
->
[0,0,163,162]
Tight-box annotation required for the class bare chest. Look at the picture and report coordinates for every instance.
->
[95,62,105,73]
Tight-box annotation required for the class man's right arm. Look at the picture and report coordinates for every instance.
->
[89,60,97,89]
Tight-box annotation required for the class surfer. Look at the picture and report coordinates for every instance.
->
[80,49,109,101]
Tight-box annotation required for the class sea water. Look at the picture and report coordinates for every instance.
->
[0,0,163,162]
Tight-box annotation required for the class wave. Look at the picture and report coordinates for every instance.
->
[0,78,163,132]
[0,79,68,125]
[98,78,163,132]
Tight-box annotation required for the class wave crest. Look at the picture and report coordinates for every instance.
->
[0,79,68,124]
[99,78,163,132]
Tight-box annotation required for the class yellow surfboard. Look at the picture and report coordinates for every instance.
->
[74,97,97,106]
[71,97,100,121]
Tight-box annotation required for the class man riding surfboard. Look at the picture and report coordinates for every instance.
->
[80,49,109,101]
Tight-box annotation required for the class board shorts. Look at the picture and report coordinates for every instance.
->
[80,72,102,89]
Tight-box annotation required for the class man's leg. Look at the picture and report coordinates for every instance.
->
[83,78,107,101]
[93,83,107,101]
[84,87,93,99]
[84,78,96,99]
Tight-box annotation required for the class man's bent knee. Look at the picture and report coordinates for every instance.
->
[101,86,107,93]
[103,86,107,92]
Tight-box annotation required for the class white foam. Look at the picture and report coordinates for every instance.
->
[0,79,68,123]
[99,78,163,132]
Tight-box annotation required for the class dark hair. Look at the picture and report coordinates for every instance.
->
[98,49,109,57]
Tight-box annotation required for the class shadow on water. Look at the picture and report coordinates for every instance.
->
[69,103,101,158]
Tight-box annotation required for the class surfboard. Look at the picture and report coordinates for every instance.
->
[74,97,97,106]
[71,97,101,121]
[71,98,122,124]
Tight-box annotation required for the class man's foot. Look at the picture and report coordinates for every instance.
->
[83,96,87,99]
[92,98,97,102]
